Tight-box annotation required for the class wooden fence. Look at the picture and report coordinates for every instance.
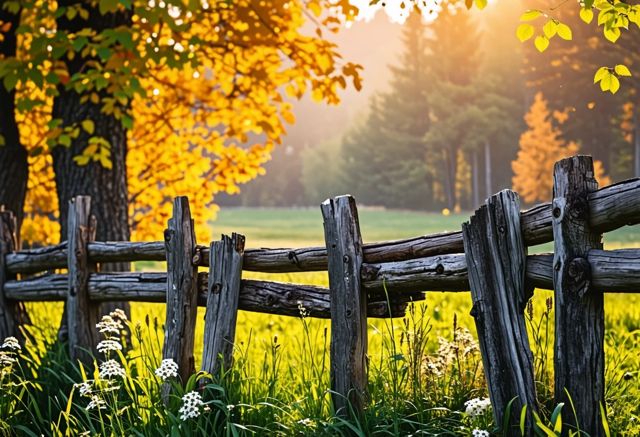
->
[1,155,639,435]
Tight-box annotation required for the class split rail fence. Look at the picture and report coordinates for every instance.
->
[1,156,640,435]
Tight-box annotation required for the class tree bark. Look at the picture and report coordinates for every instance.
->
[634,106,640,178]
[0,2,28,236]
[484,141,492,199]
[52,1,132,339]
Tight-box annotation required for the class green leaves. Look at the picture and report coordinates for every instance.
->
[516,11,572,53]
[516,24,534,42]
[580,7,594,24]
[594,65,631,94]
[614,64,632,76]
[556,23,572,40]
[534,35,550,52]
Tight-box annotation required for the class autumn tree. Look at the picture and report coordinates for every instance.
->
[0,1,28,234]
[513,92,610,204]
[1,1,362,247]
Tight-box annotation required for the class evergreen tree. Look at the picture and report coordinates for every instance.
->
[340,10,433,209]
[512,92,610,204]
[424,3,482,210]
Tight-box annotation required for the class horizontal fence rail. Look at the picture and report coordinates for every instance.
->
[5,177,640,276]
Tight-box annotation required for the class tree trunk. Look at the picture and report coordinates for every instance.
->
[52,1,132,339]
[0,2,28,236]
[634,106,640,178]
[472,147,480,208]
[444,147,458,211]
[484,141,492,199]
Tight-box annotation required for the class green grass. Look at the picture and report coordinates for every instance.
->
[2,208,639,435]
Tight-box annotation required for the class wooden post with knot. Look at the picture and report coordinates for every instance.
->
[552,156,605,436]
[462,190,538,435]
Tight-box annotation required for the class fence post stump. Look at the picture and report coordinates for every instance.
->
[67,196,100,363]
[0,210,29,342]
[202,233,245,378]
[462,190,537,434]
[163,197,199,388]
[552,156,605,435]
[321,195,367,419]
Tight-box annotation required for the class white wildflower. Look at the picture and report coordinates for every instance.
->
[226,404,234,411]
[96,315,122,336]
[110,308,127,322]
[1,336,21,351]
[74,381,93,397]
[97,340,122,354]
[179,391,204,421]
[99,359,125,379]
[154,358,179,381]
[86,395,106,410]
[297,418,313,427]
[464,397,491,417]
[0,351,16,367]
[472,429,490,437]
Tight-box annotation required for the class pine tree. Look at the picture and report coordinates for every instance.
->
[340,10,433,209]
[424,3,481,210]
[512,92,610,204]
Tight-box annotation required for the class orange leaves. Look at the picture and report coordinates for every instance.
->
[512,92,611,204]
[14,0,360,245]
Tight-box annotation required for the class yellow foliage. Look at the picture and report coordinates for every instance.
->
[16,1,360,244]
[512,92,610,204]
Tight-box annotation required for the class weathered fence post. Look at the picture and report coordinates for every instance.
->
[321,195,367,418]
[202,233,245,378]
[462,190,537,434]
[552,156,605,435]
[0,210,28,341]
[67,196,100,363]
[163,197,198,386]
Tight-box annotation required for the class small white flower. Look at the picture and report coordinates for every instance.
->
[0,351,17,367]
[179,391,204,421]
[109,309,127,322]
[154,358,179,380]
[74,381,93,397]
[86,395,106,410]
[472,429,490,437]
[96,315,122,336]
[98,340,122,353]
[297,418,313,427]
[1,336,21,351]
[464,397,491,417]
[99,359,125,379]
[226,404,234,411]
[97,340,122,354]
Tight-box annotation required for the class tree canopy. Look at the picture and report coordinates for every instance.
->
[0,0,363,244]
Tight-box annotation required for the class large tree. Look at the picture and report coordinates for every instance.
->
[1,1,362,246]
[340,11,434,210]
[0,1,27,235]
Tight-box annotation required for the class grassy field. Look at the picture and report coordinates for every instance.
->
[3,207,640,436]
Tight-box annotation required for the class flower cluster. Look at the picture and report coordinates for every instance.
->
[1,336,21,351]
[99,359,126,379]
[96,315,123,336]
[97,340,122,354]
[472,429,490,437]
[464,397,492,417]
[179,391,204,421]
[155,358,179,381]
[423,327,480,378]
[0,336,20,374]
[74,381,93,397]
[87,395,106,410]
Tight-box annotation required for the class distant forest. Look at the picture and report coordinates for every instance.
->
[221,0,639,211]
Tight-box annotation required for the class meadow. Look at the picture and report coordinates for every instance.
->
[2,207,639,436]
